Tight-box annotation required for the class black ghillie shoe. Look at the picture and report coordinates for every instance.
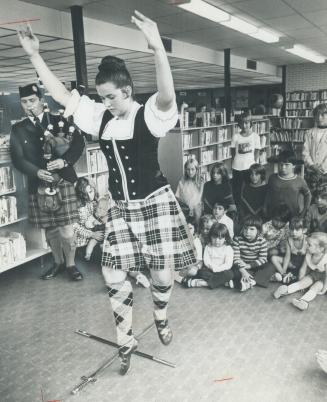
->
[40,263,65,280]
[119,340,138,375]
[155,319,173,346]
[67,265,83,281]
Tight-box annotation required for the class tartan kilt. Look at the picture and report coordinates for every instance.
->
[28,180,79,228]
[101,185,197,272]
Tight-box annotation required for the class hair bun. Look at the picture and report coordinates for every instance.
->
[98,56,126,73]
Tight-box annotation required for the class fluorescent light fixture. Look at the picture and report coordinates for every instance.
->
[178,1,280,43]
[285,44,326,63]
[221,16,257,35]
[249,28,280,44]
[178,0,229,23]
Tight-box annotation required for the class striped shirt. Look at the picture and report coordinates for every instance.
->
[233,235,267,268]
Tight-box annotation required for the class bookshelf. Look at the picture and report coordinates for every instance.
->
[0,155,49,274]
[269,116,313,160]
[159,123,237,191]
[74,142,109,197]
[286,89,327,117]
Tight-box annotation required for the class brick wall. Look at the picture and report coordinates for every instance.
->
[287,63,327,92]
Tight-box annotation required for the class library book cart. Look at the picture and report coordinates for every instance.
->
[159,116,271,192]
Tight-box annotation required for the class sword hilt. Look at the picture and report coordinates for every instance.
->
[71,376,97,394]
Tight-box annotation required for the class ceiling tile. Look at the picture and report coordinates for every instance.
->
[283,0,327,13]
[232,0,296,20]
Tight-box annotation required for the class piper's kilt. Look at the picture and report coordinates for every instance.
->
[28,179,79,228]
[101,185,196,271]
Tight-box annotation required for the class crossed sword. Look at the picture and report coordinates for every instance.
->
[71,322,176,394]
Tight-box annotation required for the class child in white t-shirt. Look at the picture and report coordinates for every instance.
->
[212,201,234,239]
[231,115,261,206]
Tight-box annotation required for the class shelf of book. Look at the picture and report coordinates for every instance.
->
[286,89,327,117]
[0,215,28,228]
[0,247,50,274]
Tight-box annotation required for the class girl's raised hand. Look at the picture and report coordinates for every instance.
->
[17,24,39,57]
[131,10,164,52]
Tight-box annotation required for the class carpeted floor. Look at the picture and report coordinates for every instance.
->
[0,256,327,402]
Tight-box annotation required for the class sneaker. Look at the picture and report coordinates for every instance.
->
[155,319,173,345]
[270,273,283,282]
[240,278,251,292]
[181,277,192,288]
[135,273,150,288]
[273,285,288,299]
[292,298,309,311]
[224,280,234,289]
[67,265,83,281]
[119,339,138,375]
[40,263,65,280]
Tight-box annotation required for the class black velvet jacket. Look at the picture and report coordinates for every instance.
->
[10,113,85,194]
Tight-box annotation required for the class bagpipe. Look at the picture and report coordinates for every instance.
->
[32,102,82,213]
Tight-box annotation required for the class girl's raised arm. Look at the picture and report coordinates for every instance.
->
[132,11,175,112]
[18,25,71,106]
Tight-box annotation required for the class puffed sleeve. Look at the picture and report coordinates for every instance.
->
[64,89,106,138]
[144,92,178,138]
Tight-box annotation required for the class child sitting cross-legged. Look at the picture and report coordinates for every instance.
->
[181,222,234,289]
[262,203,291,260]
[271,217,307,284]
[232,216,274,292]
[274,232,327,311]
[212,201,234,239]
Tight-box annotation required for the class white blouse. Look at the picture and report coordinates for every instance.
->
[64,89,178,140]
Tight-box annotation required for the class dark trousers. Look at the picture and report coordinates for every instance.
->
[232,262,275,289]
[232,169,249,207]
[196,266,234,289]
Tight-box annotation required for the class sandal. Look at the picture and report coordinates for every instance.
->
[155,319,173,346]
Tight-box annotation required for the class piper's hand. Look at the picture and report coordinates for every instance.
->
[37,169,54,182]
[17,24,39,57]
[47,159,64,171]
[131,10,164,52]
[92,231,104,242]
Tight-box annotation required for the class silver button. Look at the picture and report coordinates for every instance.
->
[128,167,132,171]
[40,137,43,141]
[121,145,125,149]
[24,140,27,143]
[109,156,112,159]
[132,192,136,196]
[115,179,119,183]
[125,156,129,159]
[131,179,135,183]
[113,168,116,172]
[106,145,109,149]
[118,191,121,194]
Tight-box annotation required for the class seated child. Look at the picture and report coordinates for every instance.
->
[202,162,236,217]
[262,203,291,259]
[74,177,102,254]
[265,150,311,219]
[198,214,216,248]
[305,185,327,233]
[181,223,234,289]
[84,195,109,261]
[271,217,307,284]
[175,156,203,223]
[232,216,274,292]
[274,232,327,311]
[239,163,267,222]
[212,201,234,239]
[175,216,203,282]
